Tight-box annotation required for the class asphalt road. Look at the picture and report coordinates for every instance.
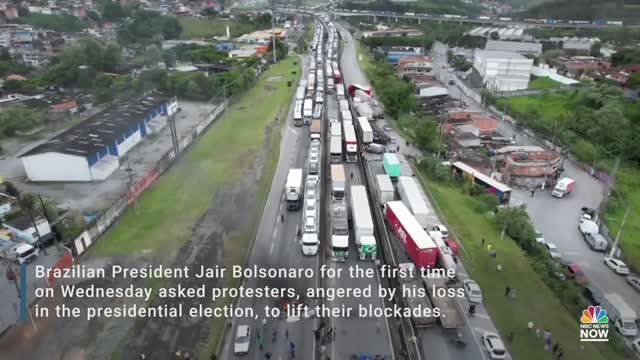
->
[221,52,320,359]
[323,91,394,359]
[431,43,640,315]
[335,23,507,360]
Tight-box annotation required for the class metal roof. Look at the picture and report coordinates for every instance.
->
[20,92,170,158]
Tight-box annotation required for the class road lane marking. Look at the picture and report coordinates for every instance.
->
[270,242,275,255]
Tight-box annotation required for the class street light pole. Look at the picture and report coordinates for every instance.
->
[609,205,631,257]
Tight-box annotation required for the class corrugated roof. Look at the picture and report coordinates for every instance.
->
[20,92,170,158]
[485,40,542,54]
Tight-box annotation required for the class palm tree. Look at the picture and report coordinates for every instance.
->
[17,193,45,254]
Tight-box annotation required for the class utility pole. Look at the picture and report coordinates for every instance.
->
[609,206,631,257]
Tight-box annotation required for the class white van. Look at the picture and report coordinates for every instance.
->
[301,232,319,256]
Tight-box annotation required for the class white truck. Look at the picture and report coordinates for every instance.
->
[0,239,38,264]
[424,275,464,329]
[601,293,638,337]
[398,263,437,328]
[302,232,319,256]
[429,231,457,276]
[375,174,395,206]
[350,185,377,260]
[330,136,342,164]
[330,122,342,138]
[356,102,374,120]
[303,98,313,125]
[294,99,303,127]
[357,116,373,144]
[296,86,305,100]
[341,110,353,124]
[397,176,430,229]
[331,164,346,199]
[552,177,576,198]
[286,169,303,211]
[337,85,345,100]
[579,220,608,251]
[339,99,350,113]
[331,199,349,261]
[343,123,358,162]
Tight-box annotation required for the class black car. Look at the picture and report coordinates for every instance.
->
[583,284,603,306]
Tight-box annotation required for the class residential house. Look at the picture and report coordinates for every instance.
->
[3,215,54,246]
[397,56,432,75]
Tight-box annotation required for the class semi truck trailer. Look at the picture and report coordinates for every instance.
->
[286,169,303,211]
[351,185,377,260]
[385,201,438,268]
[397,176,430,229]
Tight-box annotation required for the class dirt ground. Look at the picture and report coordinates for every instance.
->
[0,119,279,360]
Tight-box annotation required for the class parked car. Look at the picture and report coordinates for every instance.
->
[432,224,449,239]
[583,284,604,306]
[482,332,507,359]
[234,325,251,354]
[604,257,630,275]
[543,242,562,259]
[565,264,588,284]
[383,125,392,132]
[304,215,317,233]
[463,279,483,303]
[627,276,640,292]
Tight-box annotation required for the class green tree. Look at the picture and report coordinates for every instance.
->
[627,72,640,89]
[102,1,129,21]
[144,45,162,67]
[102,43,123,73]
[414,120,439,153]
[590,42,602,57]
[0,104,44,136]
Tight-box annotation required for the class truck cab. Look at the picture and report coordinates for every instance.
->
[0,240,39,264]
[552,177,576,198]
[301,232,319,256]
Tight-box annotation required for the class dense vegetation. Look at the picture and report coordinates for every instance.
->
[518,0,635,22]
[18,14,88,32]
[117,10,182,45]
[355,18,474,49]
[0,104,44,137]
[341,0,481,15]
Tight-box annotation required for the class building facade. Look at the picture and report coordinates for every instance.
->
[473,50,533,91]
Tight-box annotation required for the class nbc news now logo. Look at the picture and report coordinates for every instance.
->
[580,305,609,342]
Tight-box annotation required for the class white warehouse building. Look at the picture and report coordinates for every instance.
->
[19,92,178,182]
[473,50,534,92]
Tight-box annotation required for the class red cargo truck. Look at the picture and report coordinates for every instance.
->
[385,201,438,268]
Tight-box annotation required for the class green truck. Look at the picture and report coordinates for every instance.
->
[383,153,401,179]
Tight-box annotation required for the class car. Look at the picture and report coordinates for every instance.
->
[481,332,507,359]
[304,215,317,233]
[306,174,319,185]
[309,147,320,157]
[543,242,562,259]
[306,186,317,201]
[583,284,604,306]
[627,276,640,292]
[463,279,483,303]
[383,125,392,132]
[535,230,545,244]
[432,224,449,239]
[633,337,640,355]
[234,325,251,354]
[305,198,317,214]
[604,256,630,275]
[565,263,588,284]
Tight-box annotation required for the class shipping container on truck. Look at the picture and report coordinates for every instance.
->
[331,164,346,199]
[397,176,430,229]
[339,99,350,113]
[331,199,349,261]
[424,275,464,329]
[330,136,342,164]
[293,99,303,127]
[337,85,345,100]
[330,122,342,138]
[310,120,321,142]
[350,185,377,260]
[384,201,438,268]
[341,110,353,124]
[303,98,313,125]
[285,169,303,211]
[428,231,457,276]
[398,262,437,327]
[296,86,305,101]
[356,102,374,120]
[552,177,576,198]
[356,116,373,144]
[383,153,401,179]
[343,123,358,162]
[375,174,395,206]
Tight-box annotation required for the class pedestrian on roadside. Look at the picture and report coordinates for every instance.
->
[285,328,289,339]
[505,285,511,297]
[496,264,503,272]
[510,288,517,300]
[272,328,277,343]
[490,249,497,260]
[468,304,476,317]
[487,243,493,253]
[552,343,560,355]
[481,237,485,246]
[507,332,515,342]
[531,189,535,197]
[527,321,534,334]
[535,328,541,338]
[257,336,264,350]
[262,318,267,328]
[265,352,272,360]
[313,329,320,340]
